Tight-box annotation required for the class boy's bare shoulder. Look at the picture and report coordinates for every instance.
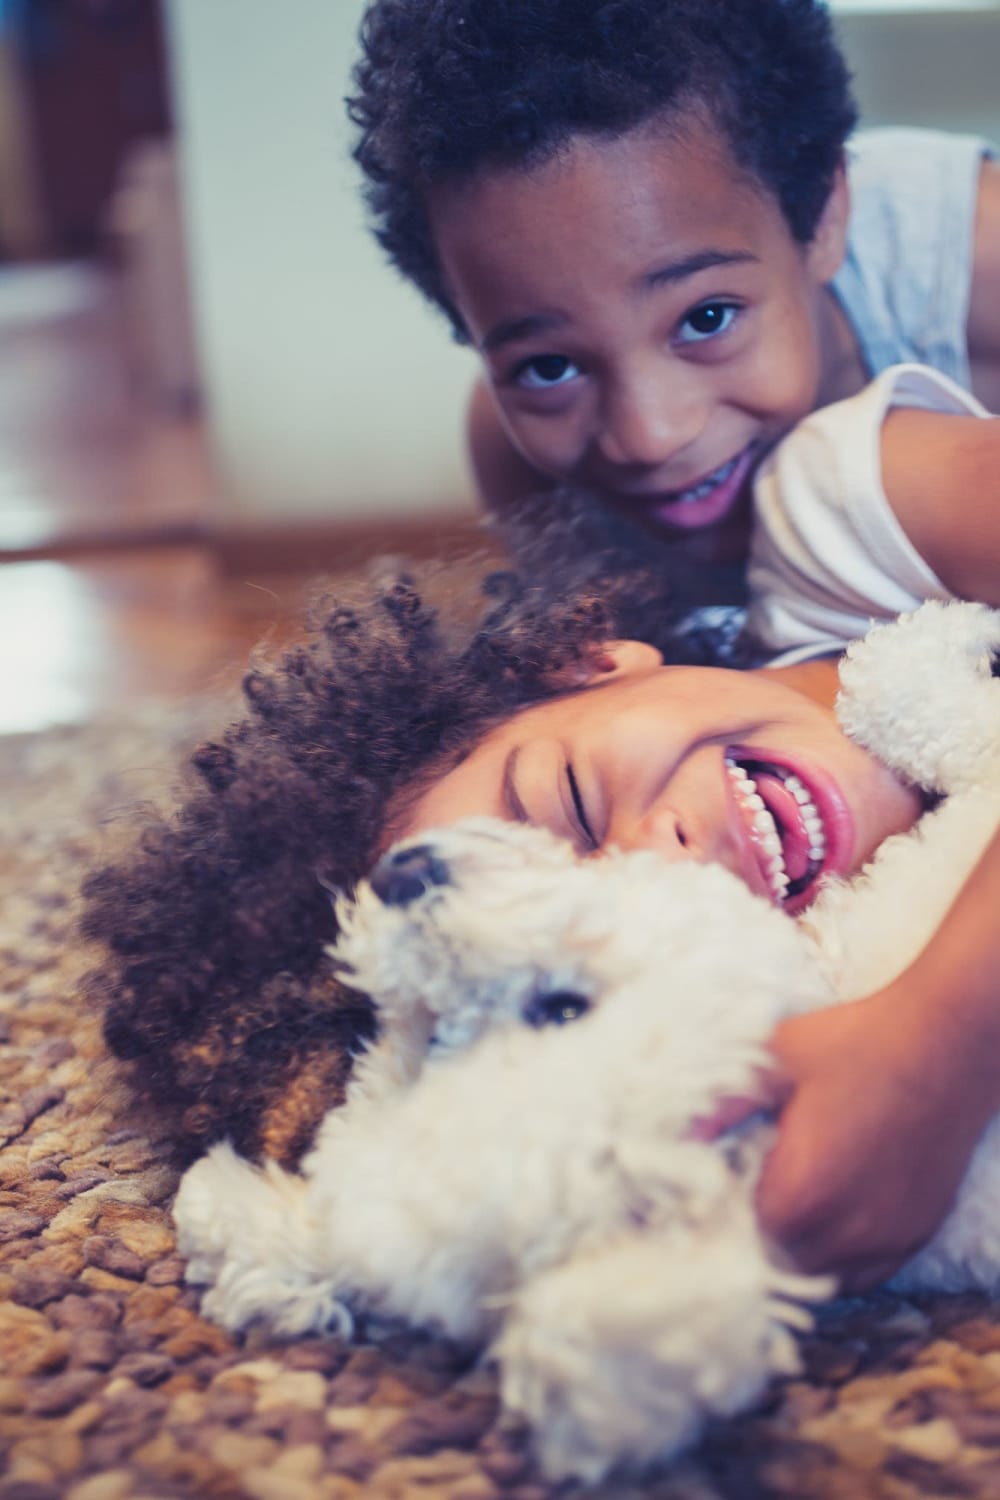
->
[969,156,1000,409]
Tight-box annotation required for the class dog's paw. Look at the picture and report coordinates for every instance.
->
[174,1142,352,1336]
[173,1142,252,1279]
[498,1278,706,1482]
[495,1223,817,1482]
[201,1265,353,1340]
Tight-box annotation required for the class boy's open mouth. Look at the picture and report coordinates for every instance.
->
[725,755,829,909]
[643,445,757,533]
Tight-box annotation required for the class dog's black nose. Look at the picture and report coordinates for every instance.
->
[369,844,450,907]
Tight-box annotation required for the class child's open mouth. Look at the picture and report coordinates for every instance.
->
[725,755,829,910]
[644,445,757,533]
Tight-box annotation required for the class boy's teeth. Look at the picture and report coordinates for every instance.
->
[724,758,826,903]
[675,454,738,504]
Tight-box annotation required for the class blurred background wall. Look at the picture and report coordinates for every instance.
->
[834,1,1000,138]
[166,0,477,532]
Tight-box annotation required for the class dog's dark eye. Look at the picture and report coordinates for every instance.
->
[523,990,591,1028]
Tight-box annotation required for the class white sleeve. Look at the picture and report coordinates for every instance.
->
[747,365,990,665]
[836,128,995,386]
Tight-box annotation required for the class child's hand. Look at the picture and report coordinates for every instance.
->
[754,985,998,1292]
[753,831,1000,1292]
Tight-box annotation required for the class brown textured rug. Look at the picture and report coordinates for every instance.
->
[4,710,1000,1500]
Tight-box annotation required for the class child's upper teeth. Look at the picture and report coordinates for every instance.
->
[785,773,827,860]
[724,759,826,903]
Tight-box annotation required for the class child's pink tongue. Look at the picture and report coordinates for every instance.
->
[753,772,811,883]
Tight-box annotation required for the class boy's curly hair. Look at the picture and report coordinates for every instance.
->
[349,0,857,335]
[82,545,727,1167]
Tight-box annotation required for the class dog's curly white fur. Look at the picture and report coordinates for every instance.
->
[175,602,1000,1482]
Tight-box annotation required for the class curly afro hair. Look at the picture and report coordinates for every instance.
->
[349,0,857,335]
[82,538,734,1167]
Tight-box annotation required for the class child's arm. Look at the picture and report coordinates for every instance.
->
[756,822,1000,1291]
[969,157,1000,411]
[745,396,1000,1289]
[882,408,1000,605]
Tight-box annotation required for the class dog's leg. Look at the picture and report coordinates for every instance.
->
[173,1143,352,1337]
[495,1213,821,1483]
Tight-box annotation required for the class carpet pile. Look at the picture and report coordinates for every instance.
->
[3,711,1000,1500]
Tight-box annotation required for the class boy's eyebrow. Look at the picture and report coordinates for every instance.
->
[481,313,566,354]
[480,249,758,352]
[645,248,758,289]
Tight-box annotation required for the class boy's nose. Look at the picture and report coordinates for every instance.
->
[598,372,706,471]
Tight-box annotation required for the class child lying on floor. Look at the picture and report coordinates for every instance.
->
[171,598,1000,1482]
[83,554,1000,1297]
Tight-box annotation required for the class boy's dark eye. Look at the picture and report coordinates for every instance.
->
[678,302,737,344]
[515,353,580,390]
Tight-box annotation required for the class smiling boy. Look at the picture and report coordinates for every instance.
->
[350,0,1000,591]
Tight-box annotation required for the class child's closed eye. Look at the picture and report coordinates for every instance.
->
[565,761,598,850]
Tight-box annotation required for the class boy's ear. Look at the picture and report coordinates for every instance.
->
[548,639,663,689]
[807,162,850,283]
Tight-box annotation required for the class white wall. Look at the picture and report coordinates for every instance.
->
[166,0,477,526]
[833,3,1000,141]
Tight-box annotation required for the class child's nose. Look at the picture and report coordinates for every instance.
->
[598,371,707,470]
[617,804,696,863]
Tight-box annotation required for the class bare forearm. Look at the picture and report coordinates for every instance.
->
[882,410,1000,604]
[753,819,1000,1288]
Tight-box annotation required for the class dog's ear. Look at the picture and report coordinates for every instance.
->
[546,639,663,691]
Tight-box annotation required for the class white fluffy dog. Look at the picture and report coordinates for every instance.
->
[175,602,1000,1482]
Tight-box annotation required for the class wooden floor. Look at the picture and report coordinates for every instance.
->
[0,262,323,736]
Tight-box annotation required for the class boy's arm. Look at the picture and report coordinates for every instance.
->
[756,821,1000,1291]
[881,407,1000,605]
[969,157,1000,412]
[467,378,555,517]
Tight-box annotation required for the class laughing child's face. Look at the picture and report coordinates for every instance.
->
[403,642,921,918]
[430,113,852,564]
